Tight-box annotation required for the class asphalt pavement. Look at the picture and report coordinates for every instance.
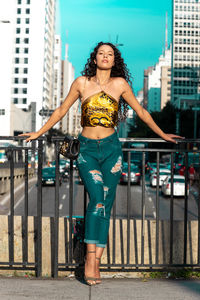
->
[0,277,200,300]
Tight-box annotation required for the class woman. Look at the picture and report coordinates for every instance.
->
[21,42,182,285]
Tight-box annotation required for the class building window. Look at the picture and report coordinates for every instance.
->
[13,98,18,104]
[24,58,28,64]
[16,28,20,34]
[15,68,19,74]
[15,58,19,64]
[24,38,29,44]
[14,88,18,94]
[14,78,19,84]
[25,18,30,24]
[15,48,20,54]
[17,8,21,14]
[25,28,29,34]
[0,109,5,115]
[23,98,27,104]
[23,78,28,84]
[16,38,20,44]
[18,0,21,4]
[22,88,27,94]
[24,48,29,53]
[26,9,30,14]
[27,0,30,4]
[24,68,28,74]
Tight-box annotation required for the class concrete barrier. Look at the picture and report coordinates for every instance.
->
[0,168,35,194]
[0,216,199,277]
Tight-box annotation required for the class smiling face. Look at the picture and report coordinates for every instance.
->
[94,44,115,70]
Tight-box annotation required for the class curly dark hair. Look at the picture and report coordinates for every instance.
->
[81,42,133,122]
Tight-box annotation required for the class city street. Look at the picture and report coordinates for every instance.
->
[0,171,198,221]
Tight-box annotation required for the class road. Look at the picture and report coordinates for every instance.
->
[0,171,199,220]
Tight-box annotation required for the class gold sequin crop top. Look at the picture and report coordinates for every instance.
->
[81,91,118,128]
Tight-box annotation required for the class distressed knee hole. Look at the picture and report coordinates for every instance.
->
[95,203,105,216]
[89,170,103,183]
[111,156,122,174]
[96,203,104,208]
[103,186,109,200]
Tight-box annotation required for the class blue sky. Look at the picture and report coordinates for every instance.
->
[56,0,172,94]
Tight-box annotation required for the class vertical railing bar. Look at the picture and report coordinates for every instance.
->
[64,218,69,263]
[53,141,60,277]
[106,236,111,268]
[198,150,200,265]
[141,151,146,265]
[69,159,74,263]
[119,219,124,266]
[156,152,160,265]
[36,139,43,277]
[9,149,14,266]
[127,151,131,265]
[169,152,174,265]
[133,219,138,265]
[184,152,189,264]
[22,149,29,266]
[112,195,116,264]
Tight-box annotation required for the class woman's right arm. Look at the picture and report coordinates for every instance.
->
[20,77,83,142]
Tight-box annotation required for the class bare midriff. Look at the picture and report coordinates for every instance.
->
[81,126,115,140]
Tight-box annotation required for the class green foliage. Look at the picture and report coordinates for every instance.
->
[148,269,200,279]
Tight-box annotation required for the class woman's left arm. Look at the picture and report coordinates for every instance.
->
[121,80,184,144]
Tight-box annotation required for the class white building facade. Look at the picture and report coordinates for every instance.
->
[147,48,171,112]
[0,0,57,136]
[172,0,200,106]
[60,45,81,136]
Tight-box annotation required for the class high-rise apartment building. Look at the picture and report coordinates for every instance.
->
[60,44,81,136]
[172,0,200,108]
[52,34,62,130]
[145,47,171,113]
[0,0,56,135]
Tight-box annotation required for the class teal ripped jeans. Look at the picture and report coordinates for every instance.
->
[77,131,123,248]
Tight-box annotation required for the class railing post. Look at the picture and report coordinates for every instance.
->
[8,149,14,266]
[169,152,174,265]
[69,159,74,264]
[35,139,43,277]
[51,141,60,277]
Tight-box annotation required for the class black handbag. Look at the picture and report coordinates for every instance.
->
[59,136,80,160]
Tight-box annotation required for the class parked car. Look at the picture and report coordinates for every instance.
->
[42,167,62,186]
[161,175,189,197]
[150,169,171,187]
[120,163,141,185]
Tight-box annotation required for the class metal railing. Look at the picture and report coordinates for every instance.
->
[0,136,199,277]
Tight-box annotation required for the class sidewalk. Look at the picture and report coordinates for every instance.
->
[0,277,200,300]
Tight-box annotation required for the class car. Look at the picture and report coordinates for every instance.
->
[120,163,141,185]
[50,159,70,173]
[148,162,170,176]
[150,169,171,187]
[61,167,69,181]
[161,175,189,197]
[42,167,62,186]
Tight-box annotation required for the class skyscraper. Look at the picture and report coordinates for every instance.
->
[0,0,57,135]
[172,0,200,108]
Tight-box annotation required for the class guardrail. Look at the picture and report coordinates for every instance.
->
[0,136,199,277]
